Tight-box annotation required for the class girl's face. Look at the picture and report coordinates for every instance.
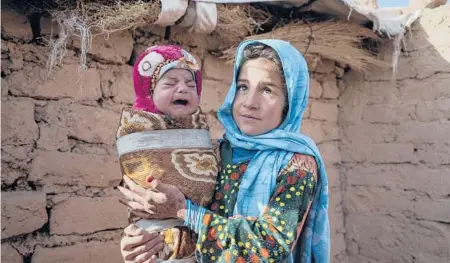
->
[153,69,199,117]
[232,58,286,136]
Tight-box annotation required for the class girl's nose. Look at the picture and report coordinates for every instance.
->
[243,91,260,110]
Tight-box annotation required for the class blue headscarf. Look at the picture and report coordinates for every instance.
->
[217,39,330,263]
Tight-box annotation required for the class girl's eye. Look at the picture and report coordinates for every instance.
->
[262,87,273,94]
[237,85,248,92]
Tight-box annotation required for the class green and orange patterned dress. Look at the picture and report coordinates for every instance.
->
[194,152,318,263]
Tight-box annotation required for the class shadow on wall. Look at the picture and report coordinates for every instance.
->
[339,5,450,263]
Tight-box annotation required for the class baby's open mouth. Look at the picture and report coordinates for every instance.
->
[173,99,188,106]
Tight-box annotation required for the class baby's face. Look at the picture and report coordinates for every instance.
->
[153,69,200,117]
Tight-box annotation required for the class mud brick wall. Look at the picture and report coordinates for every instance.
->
[340,6,450,263]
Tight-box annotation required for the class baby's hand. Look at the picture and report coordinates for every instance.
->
[120,224,164,263]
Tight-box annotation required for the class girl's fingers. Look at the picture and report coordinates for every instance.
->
[123,176,147,195]
[118,186,148,205]
[118,199,149,212]
[143,190,168,205]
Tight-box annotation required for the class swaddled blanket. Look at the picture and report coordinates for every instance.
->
[116,107,219,261]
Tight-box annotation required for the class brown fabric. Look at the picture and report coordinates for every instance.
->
[116,107,218,260]
[117,107,218,206]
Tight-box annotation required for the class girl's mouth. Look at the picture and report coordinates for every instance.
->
[240,114,260,120]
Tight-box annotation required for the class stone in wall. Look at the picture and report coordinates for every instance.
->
[315,59,335,74]
[304,104,311,119]
[362,104,415,124]
[310,100,339,122]
[72,31,134,64]
[414,198,450,223]
[342,123,397,144]
[341,143,415,163]
[2,144,34,187]
[1,10,32,40]
[360,79,399,105]
[322,122,340,141]
[98,65,134,104]
[301,119,325,144]
[37,123,71,151]
[329,200,346,259]
[415,142,450,167]
[200,80,229,113]
[1,144,34,165]
[34,99,121,150]
[71,143,115,156]
[322,76,340,99]
[399,73,450,102]
[318,142,341,165]
[4,65,102,101]
[1,243,22,263]
[396,121,450,144]
[66,104,119,145]
[345,214,449,262]
[327,165,341,190]
[1,97,39,146]
[1,164,27,188]
[50,196,128,235]
[35,99,71,151]
[29,151,121,188]
[202,54,234,84]
[301,119,339,144]
[416,98,450,122]
[345,185,416,216]
[345,164,450,197]
[32,241,122,263]
[1,191,47,239]
[1,41,25,75]
[169,26,222,51]
[309,78,323,98]
[334,66,345,79]
[207,113,225,140]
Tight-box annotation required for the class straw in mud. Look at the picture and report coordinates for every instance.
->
[47,0,161,74]
[214,4,271,49]
[222,20,389,72]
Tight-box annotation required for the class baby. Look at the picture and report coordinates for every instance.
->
[116,45,218,262]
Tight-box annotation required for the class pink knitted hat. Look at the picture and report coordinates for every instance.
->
[132,45,202,113]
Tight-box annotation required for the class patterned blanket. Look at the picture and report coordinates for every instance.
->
[116,107,219,261]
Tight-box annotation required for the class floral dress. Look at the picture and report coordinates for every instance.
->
[194,153,317,263]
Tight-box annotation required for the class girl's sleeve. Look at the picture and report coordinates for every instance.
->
[195,154,318,263]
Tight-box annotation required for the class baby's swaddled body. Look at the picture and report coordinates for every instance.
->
[117,108,218,261]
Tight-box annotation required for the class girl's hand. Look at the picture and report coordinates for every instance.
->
[120,224,164,263]
[118,176,186,219]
